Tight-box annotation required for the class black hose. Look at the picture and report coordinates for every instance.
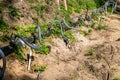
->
[41,20,69,41]
[0,49,6,80]
[62,17,81,31]
[32,25,42,43]
[41,20,69,44]
[0,1,117,79]
[15,35,40,49]
[48,20,69,42]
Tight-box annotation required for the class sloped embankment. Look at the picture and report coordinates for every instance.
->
[3,13,120,80]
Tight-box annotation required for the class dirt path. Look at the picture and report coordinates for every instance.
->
[3,14,120,80]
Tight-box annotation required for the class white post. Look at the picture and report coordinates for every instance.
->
[64,0,67,10]
[57,0,60,10]
[27,48,32,71]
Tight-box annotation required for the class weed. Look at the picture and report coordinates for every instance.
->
[52,26,61,37]
[93,0,106,7]
[83,31,89,36]
[32,5,48,16]
[53,13,59,20]
[0,17,9,32]
[96,24,107,30]
[34,64,47,71]
[35,43,50,55]
[0,34,9,42]
[85,1,97,9]
[27,0,40,3]
[14,24,35,37]
[113,77,120,80]
[60,5,70,22]
[79,20,85,26]
[45,0,55,5]
[64,31,76,42]
[67,0,81,13]
[14,45,24,61]
[0,17,9,41]
[111,67,118,71]
[48,38,55,45]
[80,29,92,36]
[77,0,84,5]
[40,22,50,33]
[88,29,92,33]
[85,48,95,56]
[41,21,63,37]
[0,4,3,13]
[107,7,114,13]
[8,6,21,18]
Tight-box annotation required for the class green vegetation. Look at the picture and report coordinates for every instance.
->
[113,77,120,80]
[60,5,70,23]
[13,24,35,37]
[40,21,75,43]
[0,34,9,42]
[51,26,62,37]
[96,24,107,30]
[64,31,76,42]
[93,0,106,7]
[84,0,97,9]
[0,17,9,41]
[8,6,21,18]
[45,0,55,4]
[14,46,24,61]
[107,7,114,13]
[0,4,3,13]
[34,64,47,71]
[67,0,81,13]
[0,0,110,61]
[27,0,40,3]
[80,29,93,36]
[32,5,48,16]
[35,43,50,55]
[0,17,9,32]
[85,48,95,56]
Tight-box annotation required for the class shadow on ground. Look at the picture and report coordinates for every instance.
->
[3,71,35,80]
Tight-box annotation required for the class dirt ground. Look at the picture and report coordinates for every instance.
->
[1,13,119,80]
[0,0,119,80]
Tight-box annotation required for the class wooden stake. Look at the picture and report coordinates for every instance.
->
[64,0,67,10]
[57,0,60,10]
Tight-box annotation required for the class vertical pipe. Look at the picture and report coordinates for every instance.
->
[27,48,32,71]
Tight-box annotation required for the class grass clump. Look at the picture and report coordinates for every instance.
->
[45,0,55,5]
[67,0,81,13]
[96,24,107,30]
[8,6,21,18]
[0,4,3,13]
[14,24,35,37]
[51,26,61,37]
[27,0,40,3]
[0,17,9,32]
[85,1,97,9]
[34,64,47,71]
[32,5,49,16]
[0,17,9,41]
[113,77,120,80]
[64,31,76,42]
[85,48,95,56]
[14,46,24,61]
[35,43,50,55]
[0,34,9,42]
[80,29,92,36]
